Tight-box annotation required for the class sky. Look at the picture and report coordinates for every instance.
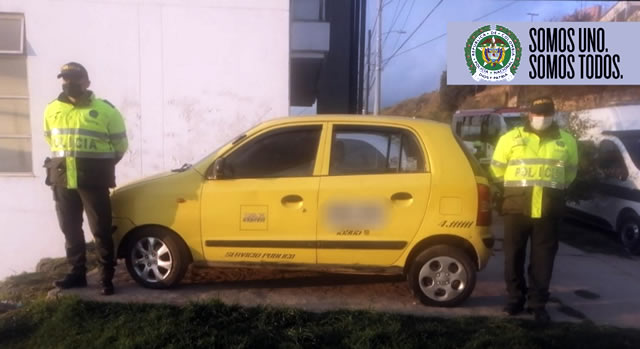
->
[370,0,615,108]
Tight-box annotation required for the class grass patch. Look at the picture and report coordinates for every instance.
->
[2,297,640,349]
[559,220,633,258]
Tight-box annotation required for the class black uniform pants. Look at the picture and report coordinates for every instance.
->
[503,214,559,309]
[53,186,115,280]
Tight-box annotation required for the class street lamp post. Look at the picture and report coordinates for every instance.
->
[367,28,405,115]
[363,29,372,115]
[374,0,383,115]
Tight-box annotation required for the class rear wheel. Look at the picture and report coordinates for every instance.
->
[618,213,640,255]
[408,245,476,307]
[125,227,190,289]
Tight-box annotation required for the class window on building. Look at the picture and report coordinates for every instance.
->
[292,0,326,21]
[0,13,31,174]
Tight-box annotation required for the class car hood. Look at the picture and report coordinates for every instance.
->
[112,171,177,194]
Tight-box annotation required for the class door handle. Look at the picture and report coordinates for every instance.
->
[391,192,413,201]
[281,195,304,209]
[282,194,303,203]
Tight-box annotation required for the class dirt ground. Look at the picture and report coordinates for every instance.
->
[58,218,640,329]
[58,230,541,322]
[62,259,511,320]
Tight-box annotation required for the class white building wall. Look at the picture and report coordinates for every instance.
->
[0,0,290,279]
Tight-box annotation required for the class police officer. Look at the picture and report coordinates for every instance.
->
[44,62,128,295]
[490,97,578,324]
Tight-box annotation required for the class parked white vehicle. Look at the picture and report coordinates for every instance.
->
[451,108,518,167]
[567,104,640,254]
[451,107,565,167]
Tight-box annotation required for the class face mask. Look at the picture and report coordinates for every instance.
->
[530,116,553,131]
[62,82,85,98]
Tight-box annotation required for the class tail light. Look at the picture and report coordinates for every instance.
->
[476,183,492,226]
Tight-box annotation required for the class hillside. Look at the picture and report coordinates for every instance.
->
[383,85,640,123]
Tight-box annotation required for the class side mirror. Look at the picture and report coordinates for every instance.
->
[210,158,228,180]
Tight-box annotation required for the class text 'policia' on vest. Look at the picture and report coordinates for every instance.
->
[43,65,128,189]
[490,99,578,219]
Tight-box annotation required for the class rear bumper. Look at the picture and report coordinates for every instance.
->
[474,228,494,270]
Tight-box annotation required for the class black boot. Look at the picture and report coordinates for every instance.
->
[502,300,525,316]
[100,267,115,296]
[530,307,551,325]
[53,273,87,289]
[100,279,114,296]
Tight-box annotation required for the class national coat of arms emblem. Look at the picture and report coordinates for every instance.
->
[465,25,522,82]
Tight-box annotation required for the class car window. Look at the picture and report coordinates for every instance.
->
[225,126,321,179]
[598,139,628,180]
[329,126,425,175]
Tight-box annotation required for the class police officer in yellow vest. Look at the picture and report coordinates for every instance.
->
[44,62,128,295]
[490,97,578,324]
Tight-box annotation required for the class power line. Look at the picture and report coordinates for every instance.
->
[389,0,417,54]
[382,0,409,47]
[473,1,517,21]
[384,33,447,64]
[383,0,517,64]
[384,0,444,67]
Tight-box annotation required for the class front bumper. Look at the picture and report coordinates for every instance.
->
[112,216,136,257]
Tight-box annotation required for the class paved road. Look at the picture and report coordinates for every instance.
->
[62,216,640,329]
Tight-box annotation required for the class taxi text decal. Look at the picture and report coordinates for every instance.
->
[224,251,296,260]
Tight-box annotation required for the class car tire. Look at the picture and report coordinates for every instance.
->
[125,227,190,289]
[618,213,640,255]
[408,245,476,307]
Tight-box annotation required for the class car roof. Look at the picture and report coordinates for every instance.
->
[254,114,449,131]
[603,130,640,138]
[495,107,526,114]
[577,104,640,134]
[452,109,496,117]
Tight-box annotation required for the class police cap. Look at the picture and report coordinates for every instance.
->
[529,97,555,116]
[57,62,89,80]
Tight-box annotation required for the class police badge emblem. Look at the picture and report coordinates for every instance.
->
[464,25,522,82]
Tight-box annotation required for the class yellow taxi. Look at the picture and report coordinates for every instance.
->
[111,115,494,307]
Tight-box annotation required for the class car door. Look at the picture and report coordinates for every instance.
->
[316,124,431,266]
[200,123,326,264]
[592,138,633,226]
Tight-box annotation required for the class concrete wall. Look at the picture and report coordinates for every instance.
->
[0,0,289,279]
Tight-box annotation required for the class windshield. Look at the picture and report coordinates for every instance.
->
[618,136,640,170]
[503,116,523,130]
[192,124,260,169]
[452,131,487,178]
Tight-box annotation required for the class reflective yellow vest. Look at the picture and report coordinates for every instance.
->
[44,93,128,189]
[490,125,578,218]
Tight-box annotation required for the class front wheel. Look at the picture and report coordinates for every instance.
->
[408,245,476,307]
[125,227,190,289]
[618,213,640,255]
